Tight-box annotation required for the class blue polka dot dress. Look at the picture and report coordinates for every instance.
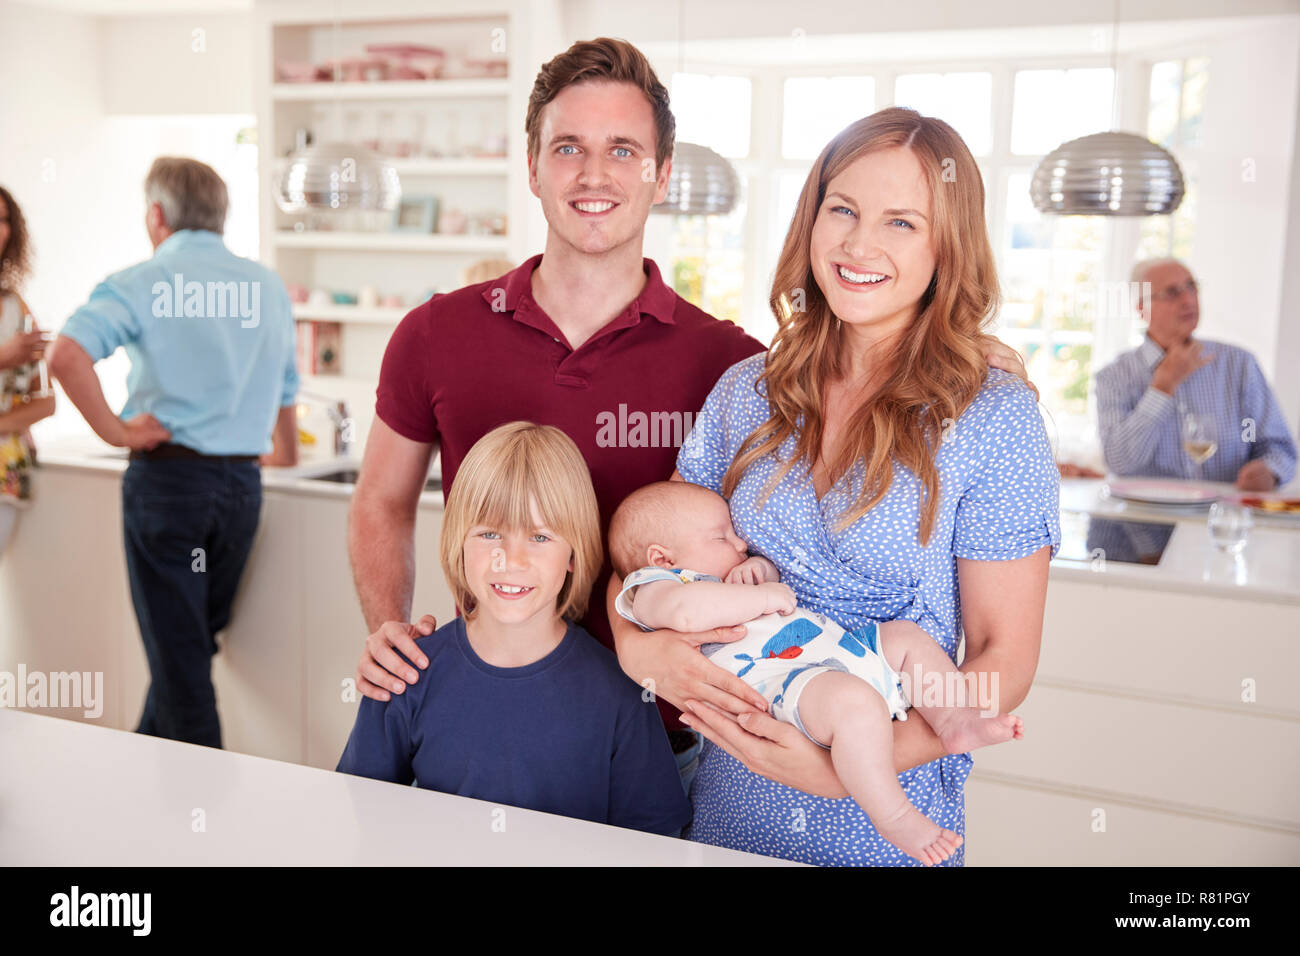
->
[676,354,1061,866]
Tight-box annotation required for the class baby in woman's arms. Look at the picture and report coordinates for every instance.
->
[609,480,1024,866]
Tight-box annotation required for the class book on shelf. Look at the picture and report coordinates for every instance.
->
[296,320,342,376]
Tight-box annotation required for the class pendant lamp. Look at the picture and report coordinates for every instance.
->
[274,6,401,215]
[1029,0,1185,216]
[650,0,740,217]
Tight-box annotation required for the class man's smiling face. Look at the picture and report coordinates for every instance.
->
[528,80,672,257]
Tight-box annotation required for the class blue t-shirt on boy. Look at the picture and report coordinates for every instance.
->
[337,617,691,837]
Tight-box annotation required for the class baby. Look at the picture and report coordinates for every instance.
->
[609,480,1024,866]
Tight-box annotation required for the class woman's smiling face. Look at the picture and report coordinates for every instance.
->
[810,146,937,344]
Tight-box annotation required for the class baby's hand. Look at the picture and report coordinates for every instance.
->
[759,582,797,616]
[726,555,780,586]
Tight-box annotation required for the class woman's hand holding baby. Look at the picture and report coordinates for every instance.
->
[680,701,850,800]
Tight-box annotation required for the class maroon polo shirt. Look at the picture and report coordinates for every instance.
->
[375,253,765,729]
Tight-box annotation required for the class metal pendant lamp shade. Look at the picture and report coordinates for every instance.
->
[653,142,740,216]
[275,142,401,213]
[1030,131,1185,216]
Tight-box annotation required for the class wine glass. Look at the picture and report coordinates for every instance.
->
[21,311,53,399]
[1181,410,1217,482]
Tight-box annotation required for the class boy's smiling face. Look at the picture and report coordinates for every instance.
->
[463,496,574,630]
[649,491,749,580]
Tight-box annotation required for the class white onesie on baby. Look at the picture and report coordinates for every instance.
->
[615,566,910,747]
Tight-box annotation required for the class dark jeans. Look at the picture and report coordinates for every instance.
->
[122,458,262,748]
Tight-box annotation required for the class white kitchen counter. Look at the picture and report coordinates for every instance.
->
[0,709,792,866]
[34,436,444,508]
[1051,478,1300,606]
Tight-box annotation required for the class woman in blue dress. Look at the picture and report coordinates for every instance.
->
[608,107,1060,866]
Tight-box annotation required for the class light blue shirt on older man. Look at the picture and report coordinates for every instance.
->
[60,229,298,455]
[1095,335,1297,486]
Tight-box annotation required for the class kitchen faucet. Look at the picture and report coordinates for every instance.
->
[296,390,353,458]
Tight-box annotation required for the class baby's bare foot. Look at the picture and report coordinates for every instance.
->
[873,804,964,866]
[938,712,1023,755]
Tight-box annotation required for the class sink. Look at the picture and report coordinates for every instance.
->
[306,469,441,493]
[309,469,361,484]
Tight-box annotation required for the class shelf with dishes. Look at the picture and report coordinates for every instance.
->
[271,155,508,177]
[273,231,508,253]
[271,78,510,102]
[291,304,409,325]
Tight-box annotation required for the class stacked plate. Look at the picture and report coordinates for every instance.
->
[1103,479,1221,507]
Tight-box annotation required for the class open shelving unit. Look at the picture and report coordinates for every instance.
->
[253,0,561,449]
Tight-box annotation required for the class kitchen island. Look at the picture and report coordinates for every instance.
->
[0,709,791,866]
[964,478,1300,865]
[3,450,1297,865]
[0,439,449,770]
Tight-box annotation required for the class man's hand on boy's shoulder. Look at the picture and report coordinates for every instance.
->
[357,614,438,702]
[725,555,781,585]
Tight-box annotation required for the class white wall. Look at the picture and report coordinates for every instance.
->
[0,3,258,442]
[1277,67,1300,440]
[102,13,254,115]
[0,2,115,338]
[1174,18,1300,436]
[561,0,1300,42]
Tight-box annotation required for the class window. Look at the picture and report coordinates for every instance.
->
[665,73,753,323]
[1010,68,1114,155]
[762,169,805,257]
[782,77,875,159]
[669,192,749,324]
[1138,57,1207,263]
[893,72,993,156]
[1001,64,1120,435]
[670,72,752,159]
[656,53,1206,466]
[998,171,1111,424]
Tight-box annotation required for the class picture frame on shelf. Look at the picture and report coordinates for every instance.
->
[392,196,439,233]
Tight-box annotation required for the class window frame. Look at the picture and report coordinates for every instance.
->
[661,49,1199,454]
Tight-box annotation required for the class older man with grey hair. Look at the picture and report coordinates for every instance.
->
[1095,257,1296,490]
[49,156,300,748]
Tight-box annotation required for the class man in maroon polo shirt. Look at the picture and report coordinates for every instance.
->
[347,38,764,750]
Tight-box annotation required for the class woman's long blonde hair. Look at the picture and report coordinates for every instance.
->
[722,107,1000,546]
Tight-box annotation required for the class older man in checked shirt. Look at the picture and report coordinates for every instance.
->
[1095,258,1296,491]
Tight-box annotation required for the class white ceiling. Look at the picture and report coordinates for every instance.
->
[641,17,1280,66]
[11,0,252,13]
[9,0,1287,67]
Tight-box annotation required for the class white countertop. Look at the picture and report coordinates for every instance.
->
[0,709,793,866]
[34,436,443,508]
[32,441,1298,605]
[1052,478,1300,605]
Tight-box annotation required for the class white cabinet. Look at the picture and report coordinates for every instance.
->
[0,464,454,771]
[964,578,1300,865]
